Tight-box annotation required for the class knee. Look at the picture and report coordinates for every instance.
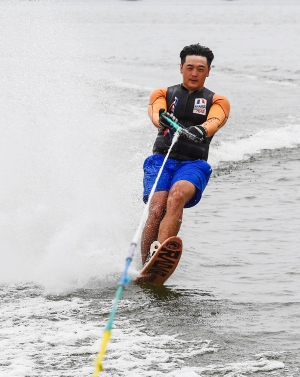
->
[149,202,166,222]
[167,188,186,208]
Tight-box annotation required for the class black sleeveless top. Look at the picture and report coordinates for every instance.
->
[153,84,214,161]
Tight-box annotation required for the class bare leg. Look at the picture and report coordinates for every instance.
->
[158,180,196,243]
[141,191,168,264]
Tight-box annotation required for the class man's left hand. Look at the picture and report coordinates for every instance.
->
[189,125,207,140]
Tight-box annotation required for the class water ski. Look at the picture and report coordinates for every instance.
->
[136,236,182,284]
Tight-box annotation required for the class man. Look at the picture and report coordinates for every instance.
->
[141,43,230,264]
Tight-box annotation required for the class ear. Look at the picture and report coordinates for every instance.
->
[207,66,211,77]
[180,64,183,74]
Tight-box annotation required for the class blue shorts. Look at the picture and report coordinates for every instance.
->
[143,154,212,208]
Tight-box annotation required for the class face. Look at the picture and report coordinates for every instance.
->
[180,55,211,92]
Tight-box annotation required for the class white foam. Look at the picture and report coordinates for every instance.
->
[92,326,219,377]
[0,289,220,377]
[210,124,300,166]
[200,357,284,375]
[0,294,101,377]
[155,357,284,377]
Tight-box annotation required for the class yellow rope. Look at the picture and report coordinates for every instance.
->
[92,330,111,376]
[92,283,126,375]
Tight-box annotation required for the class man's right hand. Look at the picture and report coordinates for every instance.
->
[158,109,178,130]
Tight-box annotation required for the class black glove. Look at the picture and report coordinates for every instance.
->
[158,109,178,130]
[188,125,207,140]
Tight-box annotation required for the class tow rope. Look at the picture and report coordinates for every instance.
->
[92,132,180,376]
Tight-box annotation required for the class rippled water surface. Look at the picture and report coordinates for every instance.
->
[0,1,299,376]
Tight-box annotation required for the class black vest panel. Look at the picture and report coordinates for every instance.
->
[153,84,214,161]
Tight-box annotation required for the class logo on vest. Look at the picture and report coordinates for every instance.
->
[168,96,178,114]
[193,98,207,115]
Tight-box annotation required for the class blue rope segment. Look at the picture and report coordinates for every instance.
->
[119,257,132,285]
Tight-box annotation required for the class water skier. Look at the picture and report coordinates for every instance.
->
[141,43,230,264]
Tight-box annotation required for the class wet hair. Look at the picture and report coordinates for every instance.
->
[180,44,214,67]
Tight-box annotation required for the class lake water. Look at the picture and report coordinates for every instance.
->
[0,0,299,376]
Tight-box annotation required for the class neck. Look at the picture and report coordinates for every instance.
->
[182,83,204,93]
